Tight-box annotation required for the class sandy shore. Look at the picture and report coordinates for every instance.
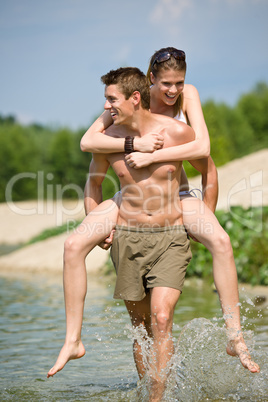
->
[189,149,268,210]
[0,232,109,274]
[0,149,267,274]
[0,199,109,273]
[0,199,86,244]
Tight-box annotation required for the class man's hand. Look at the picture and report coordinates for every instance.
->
[125,152,154,169]
[187,231,200,243]
[134,133,164,153]
[98,230,115,250]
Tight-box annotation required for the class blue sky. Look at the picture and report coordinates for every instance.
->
[0,0,267,129]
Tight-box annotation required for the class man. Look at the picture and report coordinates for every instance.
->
[48,67,194,399]
[85,67,195,400]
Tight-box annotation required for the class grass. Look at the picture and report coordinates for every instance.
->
[26,220,81,245]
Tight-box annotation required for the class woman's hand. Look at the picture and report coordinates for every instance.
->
[134,133,164,153]
[125,152,154,169]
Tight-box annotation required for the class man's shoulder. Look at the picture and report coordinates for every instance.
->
[156,114,189,134]
[159,114,195,145]
[152,113,185,130]
[104,125,126,138]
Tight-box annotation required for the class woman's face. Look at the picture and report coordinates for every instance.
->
[150,69,185,106]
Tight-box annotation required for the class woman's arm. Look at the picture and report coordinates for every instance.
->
[80,111,125,153]
[150,85,211,161]
[143,134,210,164]
[189,156,219,212]
[185,85,218,211]
[183,84,210,156]
[125,85,211,167]
[125,125,209,168]
[80,111,164,153]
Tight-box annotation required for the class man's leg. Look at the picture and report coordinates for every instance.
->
[47,199,119,378]
[149,287,181,401]
[124,293,152,379]
[181,197,260,373]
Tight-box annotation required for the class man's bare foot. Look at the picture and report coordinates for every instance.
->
[226,336,260,373]
[47,340,86,378]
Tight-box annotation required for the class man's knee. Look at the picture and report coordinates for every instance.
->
[152,310,173,334]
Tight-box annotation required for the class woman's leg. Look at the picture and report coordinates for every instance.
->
[181,196,259,373]
[47,198,119,377]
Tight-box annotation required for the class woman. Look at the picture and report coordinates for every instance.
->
[47,48,259,378]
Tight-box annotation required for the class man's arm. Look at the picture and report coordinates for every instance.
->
[84,154,110,215]
[189,156,218,212]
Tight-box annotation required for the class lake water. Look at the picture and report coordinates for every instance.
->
[0,272,267,401]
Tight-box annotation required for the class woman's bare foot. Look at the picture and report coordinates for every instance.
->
[47,340,86,378]
[226,336,260,373]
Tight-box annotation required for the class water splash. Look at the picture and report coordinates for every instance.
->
[125,318,268,401]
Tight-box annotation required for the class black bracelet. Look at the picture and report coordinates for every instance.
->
[124,136,134,153]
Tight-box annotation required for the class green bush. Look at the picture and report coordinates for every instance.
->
[187,206,268,286]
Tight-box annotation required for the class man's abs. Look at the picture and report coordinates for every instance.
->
[117,208,183,228]
[117,186,183,227]
[109,154,184,227]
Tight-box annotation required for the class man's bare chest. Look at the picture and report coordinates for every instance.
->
[107,153,181,185]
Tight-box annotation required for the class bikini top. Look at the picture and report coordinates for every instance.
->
[174,110,187,124]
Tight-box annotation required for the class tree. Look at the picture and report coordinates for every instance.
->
[0,123,40,201]
[237,82,268,147]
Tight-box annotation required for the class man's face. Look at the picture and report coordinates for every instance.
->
[104,84,133,125]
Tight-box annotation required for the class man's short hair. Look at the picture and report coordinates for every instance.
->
[101,67,150,110]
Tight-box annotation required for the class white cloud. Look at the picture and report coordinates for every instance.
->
[209,0,265,5]
[149,0,194,38]
[16,112,36,126]
[114,45,132,64]
[149,0,193,24]
[150,0,266,22]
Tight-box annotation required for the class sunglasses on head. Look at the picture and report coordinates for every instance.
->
[151,50,186,68]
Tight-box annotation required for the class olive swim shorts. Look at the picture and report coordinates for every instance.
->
[110,225,192,301]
